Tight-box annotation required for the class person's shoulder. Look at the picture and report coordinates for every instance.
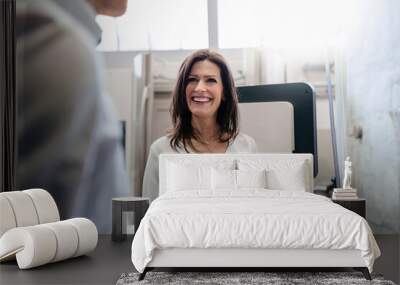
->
[17,0,96,53]
[234,133,256,144]
[17,0,101,109]
[231,133,257,152]
[149,136,174,154]
[16,1,53,36]
[151,136,170,147]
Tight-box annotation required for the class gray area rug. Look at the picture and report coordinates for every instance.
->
[116,272,396,285]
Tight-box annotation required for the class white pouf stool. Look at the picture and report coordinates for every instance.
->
[0,189,98,269]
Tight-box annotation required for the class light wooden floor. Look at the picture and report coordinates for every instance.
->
[0,235,398,285]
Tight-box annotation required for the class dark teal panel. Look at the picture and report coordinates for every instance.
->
[237,83,318,177]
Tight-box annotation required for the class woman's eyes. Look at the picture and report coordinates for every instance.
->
[187,77,198,83]
[187,77,217,84]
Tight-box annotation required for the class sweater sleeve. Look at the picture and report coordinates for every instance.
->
[142,143,161,203]
[248,135,258,153]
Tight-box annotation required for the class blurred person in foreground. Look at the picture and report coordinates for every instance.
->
[16,0,129,233]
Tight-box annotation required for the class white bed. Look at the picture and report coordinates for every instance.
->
[131,154,380,280]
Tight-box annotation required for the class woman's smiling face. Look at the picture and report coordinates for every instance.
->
[185,60,223,120]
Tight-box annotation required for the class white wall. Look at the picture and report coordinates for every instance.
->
[343,0,400,234]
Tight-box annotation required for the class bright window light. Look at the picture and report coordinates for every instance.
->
[97,0,208,51]
[218,0,362,49]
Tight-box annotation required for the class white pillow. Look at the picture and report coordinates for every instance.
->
[211,169,268,190]
[266,162,307,191]
[238,159,308,191]
[211,168,236,190]
[166,162,212,191]
[236,169,267,189]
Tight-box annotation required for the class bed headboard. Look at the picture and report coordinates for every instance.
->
[237,83,318,177]
[238,102,294,153]
[159,153,314,195]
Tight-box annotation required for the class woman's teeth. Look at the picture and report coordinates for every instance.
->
[192,96,211,103]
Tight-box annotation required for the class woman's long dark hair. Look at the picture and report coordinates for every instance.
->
[169,49,239,152]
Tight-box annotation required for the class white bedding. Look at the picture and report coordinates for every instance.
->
[131,190,380,273]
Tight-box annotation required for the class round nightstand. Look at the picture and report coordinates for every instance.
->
[112,197,150,242]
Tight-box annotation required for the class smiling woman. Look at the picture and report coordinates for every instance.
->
[142,49,258,202]
[170,49,239,153]
[185,61,224,120]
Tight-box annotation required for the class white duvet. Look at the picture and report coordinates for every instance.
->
[131,190,380,273]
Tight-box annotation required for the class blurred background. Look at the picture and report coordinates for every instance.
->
[95,0,399,235]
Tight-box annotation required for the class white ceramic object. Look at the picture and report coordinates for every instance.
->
[0,189,98,269]
[1,191,39,227]
[23,189,60,223]
[0,196,17,237]
[0,218,97,269]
